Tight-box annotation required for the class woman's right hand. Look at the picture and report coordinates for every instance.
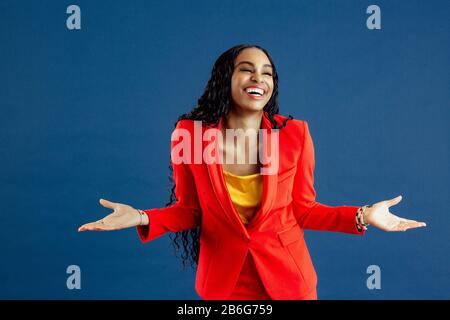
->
[78,198,146,232]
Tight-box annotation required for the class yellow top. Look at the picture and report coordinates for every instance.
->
[223,169,263,226]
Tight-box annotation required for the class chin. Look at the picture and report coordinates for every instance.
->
[238,106,264,113]
[236,101,267,112]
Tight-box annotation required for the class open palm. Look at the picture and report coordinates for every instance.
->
[78,199,141,232]
[365,195,426,232]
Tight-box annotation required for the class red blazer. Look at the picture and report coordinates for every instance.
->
[137,111,364,300]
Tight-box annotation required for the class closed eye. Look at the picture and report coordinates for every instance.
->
[240,68,272,76]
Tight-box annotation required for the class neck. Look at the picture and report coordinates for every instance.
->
[223,109,263,132]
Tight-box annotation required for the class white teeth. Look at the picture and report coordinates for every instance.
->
[245,87,264,95]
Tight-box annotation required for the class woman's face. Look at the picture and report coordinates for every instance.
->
[230,48,274,113]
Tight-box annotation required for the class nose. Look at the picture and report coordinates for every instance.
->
[251,72,264,83]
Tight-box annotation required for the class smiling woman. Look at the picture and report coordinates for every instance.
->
[231,49,275,111]
[78,44,426,300]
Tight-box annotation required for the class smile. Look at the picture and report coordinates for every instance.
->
[244,86,266,100]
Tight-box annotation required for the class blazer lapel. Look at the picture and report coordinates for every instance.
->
[204,112,278,235]
[248,112,278,230]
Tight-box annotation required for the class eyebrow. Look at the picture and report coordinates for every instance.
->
[235,61,273,69]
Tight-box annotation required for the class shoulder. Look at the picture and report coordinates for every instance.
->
[274,114,310,135]
[173,119,200,132]
[175,119,192,129]
[173,118,216,130]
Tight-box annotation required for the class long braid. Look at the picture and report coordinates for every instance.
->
[166,44,293,270]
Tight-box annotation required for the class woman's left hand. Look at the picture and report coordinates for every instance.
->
[363,195,427,232]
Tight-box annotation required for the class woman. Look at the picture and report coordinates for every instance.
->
[78,44,426,300]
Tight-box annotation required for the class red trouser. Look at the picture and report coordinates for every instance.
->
[227,252,272,300]
[227,252,318,300]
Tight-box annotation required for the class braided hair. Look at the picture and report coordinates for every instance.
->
[167,44,293,270]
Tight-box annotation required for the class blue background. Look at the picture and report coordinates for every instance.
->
[0,0,448,299]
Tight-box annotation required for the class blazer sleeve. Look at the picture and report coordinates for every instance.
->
[291,120,364,235]
[136,122,202,243]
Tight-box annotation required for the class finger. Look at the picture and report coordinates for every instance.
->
[78,218,101,231]
[405,221,427,229]
[99,198,116,209]
[396,220,426,231]
[400,218,427,227]
[78,220,105,232]
[387,195,402,207]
